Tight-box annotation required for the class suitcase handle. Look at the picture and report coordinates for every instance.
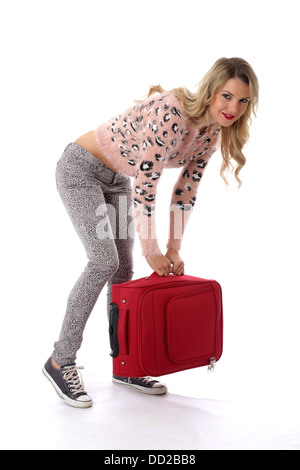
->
[109,302,119,358]
[149,271,159,278]
[148,271,178,279]
[109,303,129,357]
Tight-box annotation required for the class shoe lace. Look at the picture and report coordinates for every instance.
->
[138,376,158,386]
[62,365,86,395]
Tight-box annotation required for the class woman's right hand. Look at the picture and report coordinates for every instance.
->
[145,254,172,277]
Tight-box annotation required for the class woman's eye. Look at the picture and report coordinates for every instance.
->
[222,94,231,99]
[240,98,249,104]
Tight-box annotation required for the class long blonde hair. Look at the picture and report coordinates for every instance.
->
[147,58,259,187]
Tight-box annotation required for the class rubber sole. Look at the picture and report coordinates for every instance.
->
[112,377,167,395]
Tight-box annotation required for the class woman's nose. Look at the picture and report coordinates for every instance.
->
[228,101,239,115]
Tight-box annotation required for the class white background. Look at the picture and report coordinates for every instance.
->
[1,0,300,450]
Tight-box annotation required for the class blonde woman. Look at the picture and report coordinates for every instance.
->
[43,57,259,408]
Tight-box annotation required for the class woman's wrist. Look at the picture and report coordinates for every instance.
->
[165,248,180,256]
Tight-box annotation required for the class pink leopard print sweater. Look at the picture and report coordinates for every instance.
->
[94,91,221,257]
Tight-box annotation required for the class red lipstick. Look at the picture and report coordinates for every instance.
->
[222,112,235,120]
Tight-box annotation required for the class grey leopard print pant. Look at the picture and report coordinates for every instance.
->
[52,143,134,365]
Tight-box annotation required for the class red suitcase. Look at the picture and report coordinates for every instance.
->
[109,272,223,378]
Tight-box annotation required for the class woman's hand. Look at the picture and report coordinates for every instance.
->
[165,249,185,275]
[145,254,172,277]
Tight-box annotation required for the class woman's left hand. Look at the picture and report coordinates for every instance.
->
[165,249,185,275]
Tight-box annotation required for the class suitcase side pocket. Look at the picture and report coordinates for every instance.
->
[166,288,217,364]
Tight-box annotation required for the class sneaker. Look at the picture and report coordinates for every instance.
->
[112,375,167,395]
[42,357,93,408]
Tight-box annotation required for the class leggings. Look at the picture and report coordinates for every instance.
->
[52,143,134,365]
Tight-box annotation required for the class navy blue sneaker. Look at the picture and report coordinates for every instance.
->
[43,357,93,408]
[112,375,167,395]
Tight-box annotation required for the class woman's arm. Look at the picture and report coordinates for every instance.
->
[132,97,186,258]
[166,128,220,253]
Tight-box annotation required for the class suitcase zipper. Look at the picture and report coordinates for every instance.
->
[207,357,216,372]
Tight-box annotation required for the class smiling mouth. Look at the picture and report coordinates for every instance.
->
[222,112,235,120]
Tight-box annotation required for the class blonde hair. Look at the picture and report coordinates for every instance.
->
[147,58,259,187]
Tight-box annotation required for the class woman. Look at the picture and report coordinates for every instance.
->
[43,57,259,408]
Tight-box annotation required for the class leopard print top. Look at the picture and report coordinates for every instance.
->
[94,91,221,257]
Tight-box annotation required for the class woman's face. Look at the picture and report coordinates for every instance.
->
[209,77,250,127]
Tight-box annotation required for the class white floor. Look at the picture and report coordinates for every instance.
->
[3,354,300,450]
[3,265,300,451]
